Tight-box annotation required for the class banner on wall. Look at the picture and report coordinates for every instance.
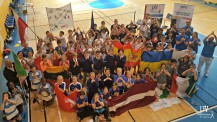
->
[172,3,195,28]
[144,4,165,18]
[46,3,74,31]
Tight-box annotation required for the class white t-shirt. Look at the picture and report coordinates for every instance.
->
[139,25,149,38]
[59,36,67,47]
[101,32,108,41]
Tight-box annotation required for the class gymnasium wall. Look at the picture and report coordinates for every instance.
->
[0,0,12,69]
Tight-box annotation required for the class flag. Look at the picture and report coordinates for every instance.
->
[91,11,94,30]
[140,51,173,72]
[54,84,77,112]
[45,66,71,87]
[45,66,64,80]
[12,52,27,76]
[34,56,42,72]
[12,9,28,44]
[170,75,197,97]
[113,41,142,67]
[160,90,170,98]
[172,50,188,61]
[108,81,157,117]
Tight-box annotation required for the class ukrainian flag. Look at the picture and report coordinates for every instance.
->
[113,41,142,67]
[140,51,173,72]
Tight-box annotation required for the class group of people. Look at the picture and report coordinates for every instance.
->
[1,13,217,122]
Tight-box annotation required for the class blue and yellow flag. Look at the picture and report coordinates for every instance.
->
[140,51,173,72]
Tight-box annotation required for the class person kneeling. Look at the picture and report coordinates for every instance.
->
[76,90,93,121]
[91,93,111,122]
[37,78,54,107]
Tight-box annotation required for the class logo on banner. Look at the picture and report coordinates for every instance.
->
[197,106,214,119]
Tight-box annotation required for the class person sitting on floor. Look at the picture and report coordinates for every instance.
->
[36,78,54,107]
[100,87,111,100]
[142,67,155,82]
[124,71,135,89]
[134,74,145,84]
[114,68,126,94]
[109,83,120,97]
[101,68,114,90]
[0,92,22,122]
[91,93,111,122]
[29,65,42,91]
[6,81,24,114]
[69,76,82,94]
[55,75,67,96]
[76,90,93,121]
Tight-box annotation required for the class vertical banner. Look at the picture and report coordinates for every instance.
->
[0,33,3,69]
[46,3,74,31]
[144,4,165,19]
[173,3,194,28]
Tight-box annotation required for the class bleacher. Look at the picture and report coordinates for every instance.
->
[4,14,15,35]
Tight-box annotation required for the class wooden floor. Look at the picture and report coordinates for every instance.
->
[27,0,217,121]
[30,91,195,122]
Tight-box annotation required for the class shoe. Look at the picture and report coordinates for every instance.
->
[204,73,208,77]
[33,98,37,104]
[194,88,198,94]
[40,108,44,112]
[106,117,111,121]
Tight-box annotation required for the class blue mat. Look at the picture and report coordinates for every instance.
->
[89,0,124,9]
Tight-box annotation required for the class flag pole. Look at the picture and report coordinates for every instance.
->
[134,11,136,23]
[27,26,39,39]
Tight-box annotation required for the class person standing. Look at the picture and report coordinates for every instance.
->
[175,28,189,51]
[3,59,20,87]
[197,31,217,77]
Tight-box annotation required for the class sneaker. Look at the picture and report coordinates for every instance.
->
[204,73,208,77]
[33,98,37,104]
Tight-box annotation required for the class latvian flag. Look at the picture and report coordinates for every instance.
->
[12,9,28,44]
[170,75,197,97]
[107,81,157,117]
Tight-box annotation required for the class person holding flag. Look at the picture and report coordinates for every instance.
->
[180,64,198,97]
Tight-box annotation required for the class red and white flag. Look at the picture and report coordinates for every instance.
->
[107,81,157,117]
[12,9,28,44]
